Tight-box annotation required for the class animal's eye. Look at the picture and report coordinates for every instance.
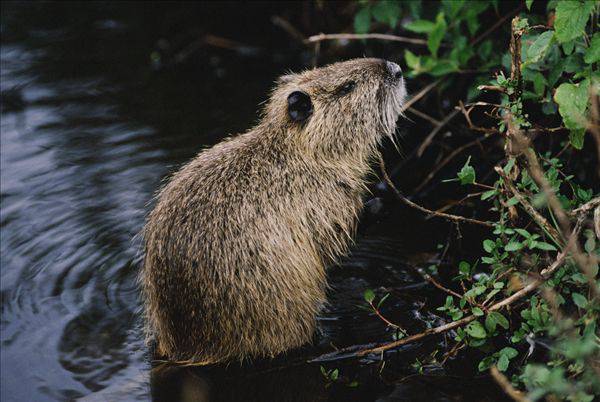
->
[337,81,356,96]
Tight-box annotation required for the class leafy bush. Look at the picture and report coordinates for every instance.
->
[352,1,599,400]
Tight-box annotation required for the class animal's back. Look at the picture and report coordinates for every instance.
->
[142,130,363,362]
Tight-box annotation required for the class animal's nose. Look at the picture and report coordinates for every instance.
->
[386,61,402,80]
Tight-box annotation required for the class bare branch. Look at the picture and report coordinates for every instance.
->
[572,196,600,216]
[401,80,442,112]
[417,109,460,157]
[413,134,492,194]
[354,251,567,357]
[490,366,531,402]
[494,166,562,244]
[305,33,428,46]
[380,156,494,228]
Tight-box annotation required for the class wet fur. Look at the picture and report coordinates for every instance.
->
[141,58,406,363]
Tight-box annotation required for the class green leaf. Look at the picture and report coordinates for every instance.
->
[463,1,489,36]
[428,12,447,57]
[377,293,390,308]
[572,292,588,308]
[504,158,516,174]
[486,311,509,332]
[372,0,401,28]
[506,196,519,207]
[429,60,459,76]
[554,79,591,149]
[494,313,509,329]
[514,228,531,238]
[354,6,371,34]
[458,156,476,185]
[459,261,471,275]
[450,310,464,320]
[562,40,575,55]
[534,241,557,251]
[330,368,339,381]
[505,241,524,251]
[465,285,487,299]
[483,239,496,253]
[404,19,436,33]
[466,321,487,339]
[472,307,484,316]
[584,33,600,64]
[554,0,595,43]
[363,289,375,304]
[533,72,547,97]
[526,31,554,64]
[404,49,421,71]
[497,354,510,371]
[442,0,465,18]
[481,190,497,200]
[499,347,518,359]
[570,130,585,150]
[526,0,534,10]
[478,356,495,371]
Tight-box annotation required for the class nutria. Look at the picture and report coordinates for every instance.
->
[141,58,406,364]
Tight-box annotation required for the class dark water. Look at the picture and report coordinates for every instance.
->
[1,3,507,401]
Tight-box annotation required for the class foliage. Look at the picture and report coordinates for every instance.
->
[353,1,599,400]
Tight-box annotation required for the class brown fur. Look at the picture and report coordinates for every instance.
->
[141,58,407,363]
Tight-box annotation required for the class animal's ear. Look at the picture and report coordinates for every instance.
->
[287,91,313,123]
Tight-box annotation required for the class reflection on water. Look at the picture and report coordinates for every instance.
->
[1,3,505,401]
[1,40,154,400]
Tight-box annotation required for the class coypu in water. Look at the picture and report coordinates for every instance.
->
[142,58,406,364]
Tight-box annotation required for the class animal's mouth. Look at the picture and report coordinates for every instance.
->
[395,78,407,106]
[383,60,407,111]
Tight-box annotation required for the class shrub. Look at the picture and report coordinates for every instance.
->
[351,1,599,400]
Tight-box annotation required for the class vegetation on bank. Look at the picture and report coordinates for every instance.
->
[316,1,599,401]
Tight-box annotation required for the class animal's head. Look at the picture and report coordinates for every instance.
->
[264,58,407,158]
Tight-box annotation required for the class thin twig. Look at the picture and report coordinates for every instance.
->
[572,196,600,216]
[271,16,306,43]
[305,33,428,46]
[521,144,599,298]
[477,85,507,93]
[509,17,524,102]
[588,85,600,177]
[407,107,442,126]
[368,301,407,334]
[470,4,524,46]
[353,250,567,357]
[401,80,442,112]
[457,101,500,134]
[417,109,460,157]
[434,192,486,214]
[423,272,465,299]
[494,166,562,243]
[380,156,494,228]
[490,366,531,402]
